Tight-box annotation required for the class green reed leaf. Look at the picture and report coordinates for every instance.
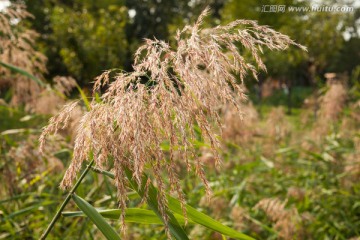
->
[72,194,121,240]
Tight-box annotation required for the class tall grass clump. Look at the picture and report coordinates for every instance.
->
[0,4,47,108]
[255,198,306,239]
[222,100,259,145]
[40,7,305,236]
[311,81,347,139]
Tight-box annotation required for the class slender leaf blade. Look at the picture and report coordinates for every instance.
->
[123,167,190,240]
[91,167,254,239]
[75,84,91,111]
[71,194,121,240]
[62,208,190,225]
[0,60,45,87]
[168,196,255,240]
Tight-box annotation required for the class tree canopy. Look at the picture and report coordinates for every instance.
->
[13,0,360,86]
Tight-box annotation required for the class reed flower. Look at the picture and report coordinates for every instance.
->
[266,107,290,141]
[255,198,304,239]
[318,82,347,122]
[0,4,47,108]
[40,7,305,231]
[311,82,347,139]
[222,100,259,144]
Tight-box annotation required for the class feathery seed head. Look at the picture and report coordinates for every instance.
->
[0,4,47,109]
[40,8,305,232]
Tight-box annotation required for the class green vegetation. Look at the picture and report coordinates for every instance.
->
[1,85,359,239]
[1,0,360,239]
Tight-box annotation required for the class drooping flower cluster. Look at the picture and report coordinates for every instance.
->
[0,4,47,108]
[255,198,306,239]
[40,7,305,231]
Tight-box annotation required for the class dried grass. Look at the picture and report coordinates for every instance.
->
[0,4,47,108]
[230,205,247,231]
[40,7,305,232]
[53,76,77,96]
[32,76,78,115]
[2,134,67,196]
[199,196,228,219]
[342,138,360,187]
[198,148,217,170]
[32,90,65,115]
[318,82,347,122]
[340,100,360,137]
[261,77,283,98]
[266,107,290,141]
[255,198,305,239]
[287,187,306,201]
[222,101,259,144]
[311,82,347,139]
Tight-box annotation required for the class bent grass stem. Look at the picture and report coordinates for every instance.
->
[40,159,94,240]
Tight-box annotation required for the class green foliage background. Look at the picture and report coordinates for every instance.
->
[1,0,360,239]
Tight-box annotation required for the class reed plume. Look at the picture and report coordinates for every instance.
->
[318,82,347,122]
[255,198,305,239]
[40,7,305,232]
[0,3,47,108]
[222,100,259,144]
[311,81,347,139]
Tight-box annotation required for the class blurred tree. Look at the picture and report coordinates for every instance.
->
[15,0,219,84]
[14,0,358,88]
[221,0,359,114]
[16,0,128,85]
[49,3,128,84]
[221,0,308,86]
[330,3,360,75]
[124,0,225,68]
[123,0,183,70]
[221,0,358,86]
